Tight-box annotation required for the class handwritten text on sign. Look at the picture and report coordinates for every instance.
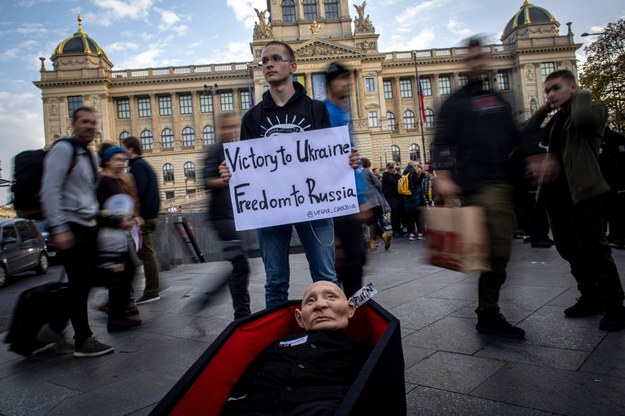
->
[224,126,359,231]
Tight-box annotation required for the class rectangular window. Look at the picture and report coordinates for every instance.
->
[399,79,413,98]
[497,71,510,91]
[368,111,378,128]
[312,73,327,101]
[303,0,318,20]
[365,78,375,93]
[220,92,234,112]
[482,78,491,92]
[383,80,393,99]
[240,91,251,110]
[458,75,468,88]
[540,62,556,81]
[324,0,339,19]
[200,94,213,113]
[68,96,84,118]
[439,76,451,95]
[283,3,296,22]
[137,97,151,117]
[165,191,175,200]
[179,94,193,114]
[159,96,172,116]
[419,78,432,96]
[117,98,130,119]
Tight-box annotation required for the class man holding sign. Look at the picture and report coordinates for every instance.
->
[221,41,359,308]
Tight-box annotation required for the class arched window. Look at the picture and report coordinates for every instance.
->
[119,131,131,144]
[303,0,318,20]
[163,163,174,182]
[162,128,174,149]
[182,127,195,147]
[391,145,401,164]
[410,143,421,162]
[203,125,215,145]
[282,0,296,22]
[425,109,435,128]
[184,162,196,181]
[140,130,153,150]
[324,0,339,19]
[386,112,396,131]
[403,110,416,129]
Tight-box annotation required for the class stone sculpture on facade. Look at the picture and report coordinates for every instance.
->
[353,2,375,33]
[253,8,273,38]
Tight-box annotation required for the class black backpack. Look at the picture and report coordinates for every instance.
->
[11,138,80,220]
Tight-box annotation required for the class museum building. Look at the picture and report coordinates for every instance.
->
[34,0,579,208]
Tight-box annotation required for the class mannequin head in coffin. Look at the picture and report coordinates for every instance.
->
[295,281,356,331]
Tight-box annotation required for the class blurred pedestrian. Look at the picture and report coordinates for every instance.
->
[202,112,251,319]
[432,36,525,338]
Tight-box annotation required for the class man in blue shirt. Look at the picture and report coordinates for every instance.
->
[323,62,374,296]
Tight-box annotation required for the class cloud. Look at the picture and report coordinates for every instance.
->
[395,0,449,26]
[106,41,139,52]
[15,23,48,36]
[115,46,164,69]
[226,0,267,29]
[446,19,471,37]
[91,0,154,20]
[385,29,437,51]
[155,7,180,26]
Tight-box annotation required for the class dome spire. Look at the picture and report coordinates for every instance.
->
[76,8,84,34]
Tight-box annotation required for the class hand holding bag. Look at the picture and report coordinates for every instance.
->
[423,206,490,272]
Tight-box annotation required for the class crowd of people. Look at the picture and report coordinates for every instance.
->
[33,37,624,413]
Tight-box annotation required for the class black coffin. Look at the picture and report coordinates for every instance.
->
[151,299,406,416]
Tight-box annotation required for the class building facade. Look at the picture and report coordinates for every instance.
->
[34,0,579,210]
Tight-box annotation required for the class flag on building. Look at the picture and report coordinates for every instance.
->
[417,76,426,121]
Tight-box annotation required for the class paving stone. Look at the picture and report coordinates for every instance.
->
[403,316,494,355]
[389,297,471,331]
[46,364,186,416]
[0,370,75,416]
[472,362,625,416]
[407,386,558,416]
[517,305,606,351]
[405,351,506,394]
[475,339,590,371]
[579,330,625,378]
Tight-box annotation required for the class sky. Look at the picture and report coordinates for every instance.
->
[0,0,623,204]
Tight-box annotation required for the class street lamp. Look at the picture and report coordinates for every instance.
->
[203,84,218,140]
[581,32,606,37]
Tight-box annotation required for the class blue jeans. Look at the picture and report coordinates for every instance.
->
[258,219,337,308]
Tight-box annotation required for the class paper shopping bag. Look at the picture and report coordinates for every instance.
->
[423,206,490,272]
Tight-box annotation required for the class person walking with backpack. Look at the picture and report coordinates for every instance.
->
[41,106,114,357]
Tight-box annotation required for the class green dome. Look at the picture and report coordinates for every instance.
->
[52,15,110,61]
[503,1,559,39]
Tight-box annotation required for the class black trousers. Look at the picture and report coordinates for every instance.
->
[58,223,97,346]
[544,188,624,310]
[334,214,366,298]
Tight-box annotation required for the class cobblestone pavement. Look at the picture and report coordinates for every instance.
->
[1,237,624,415]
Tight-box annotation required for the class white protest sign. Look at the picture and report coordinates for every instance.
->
[224,125,359,231]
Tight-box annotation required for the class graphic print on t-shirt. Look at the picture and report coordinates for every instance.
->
[261,114,311,137]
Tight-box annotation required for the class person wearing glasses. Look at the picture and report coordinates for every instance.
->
[220,41,360,308]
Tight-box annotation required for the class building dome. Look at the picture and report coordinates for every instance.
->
[502,1,559,40]
[52,15,110,62]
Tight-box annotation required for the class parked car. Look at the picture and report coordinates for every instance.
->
[34,220,57,261]
[0,218,49,287]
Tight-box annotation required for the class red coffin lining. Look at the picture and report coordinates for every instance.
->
[171,303,388,416]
